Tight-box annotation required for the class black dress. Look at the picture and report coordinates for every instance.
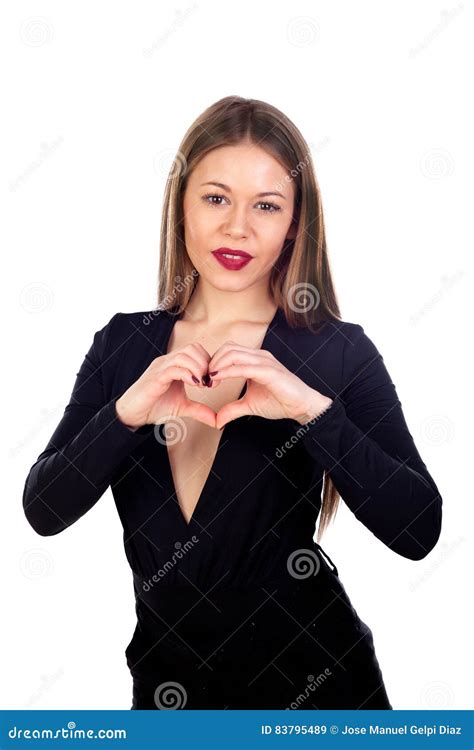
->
[22,306,443,710]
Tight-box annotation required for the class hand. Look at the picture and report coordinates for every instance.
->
[115,343,218,430]
[207,341,334,430]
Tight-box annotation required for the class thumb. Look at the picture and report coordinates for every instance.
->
[215,398,250,430]
[180,399,217,429]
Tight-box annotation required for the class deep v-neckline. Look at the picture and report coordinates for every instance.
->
[160,305,282,532]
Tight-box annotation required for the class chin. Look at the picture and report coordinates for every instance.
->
[203,276,253,292]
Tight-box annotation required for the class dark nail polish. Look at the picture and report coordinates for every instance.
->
[192,375,200,384]
[202,374,210,386]
[209,370,218,376]
[206,378,213,387]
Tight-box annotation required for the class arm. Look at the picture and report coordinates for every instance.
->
[22,313,154,536]
[296,324,443,560]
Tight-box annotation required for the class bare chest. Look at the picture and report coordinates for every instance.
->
[165,319,268,525]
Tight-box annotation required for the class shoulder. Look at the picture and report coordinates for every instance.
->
[102,307,171,334]
[296,316,386,384]
[93,307,172,353]
[330,320,388,393]
[318,319,384,370]
[110,307,170,326]
[311,318,380,354]
[290,316,368,353]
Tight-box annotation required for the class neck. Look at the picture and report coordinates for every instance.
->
[182,282,278,326]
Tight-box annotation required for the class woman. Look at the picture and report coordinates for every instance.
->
[22,96,443,710]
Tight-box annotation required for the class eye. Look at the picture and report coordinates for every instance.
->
[201,193,281,214]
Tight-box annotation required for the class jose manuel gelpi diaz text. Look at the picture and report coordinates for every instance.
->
[341,724,461,736]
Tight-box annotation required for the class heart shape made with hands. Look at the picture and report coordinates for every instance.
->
[168,341,255,430]
[169,341,325,431]
[180,367,251,431]
[176,355,308,431]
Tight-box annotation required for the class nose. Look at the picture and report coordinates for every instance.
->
[223,206,251,239]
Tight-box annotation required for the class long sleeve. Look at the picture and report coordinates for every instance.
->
[22,313,154,536]
[296,324,443,560]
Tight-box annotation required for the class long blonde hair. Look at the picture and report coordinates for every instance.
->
[156,95,342,541]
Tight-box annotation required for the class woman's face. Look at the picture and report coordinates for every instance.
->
[182,142,297,291]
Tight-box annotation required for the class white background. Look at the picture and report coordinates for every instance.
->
[1,0,471,710]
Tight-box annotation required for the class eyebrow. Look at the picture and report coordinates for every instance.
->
[200,181,287,200]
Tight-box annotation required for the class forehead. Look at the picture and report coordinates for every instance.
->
[188,144,295,200]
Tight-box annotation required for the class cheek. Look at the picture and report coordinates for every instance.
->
[184,208,213,245]
[264,221,292,251]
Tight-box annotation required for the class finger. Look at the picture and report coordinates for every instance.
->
[208,349,272,377]
[168,350,211,378]
[163,354,208,386]
[215,398,249,430]
[158,364,207,389]
[180,400,217,429]
[207,341,267,370]
[209,363,277,387]
[186,341,212,358]
[180,341,213,364]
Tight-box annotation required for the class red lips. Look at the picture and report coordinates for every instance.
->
[211,248,254,271]
[212,247,254,259]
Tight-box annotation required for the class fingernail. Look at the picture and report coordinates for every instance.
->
[209,370,218,376]
[192,375,200,384]
[206,378,213,388]
[202,374,210,386]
